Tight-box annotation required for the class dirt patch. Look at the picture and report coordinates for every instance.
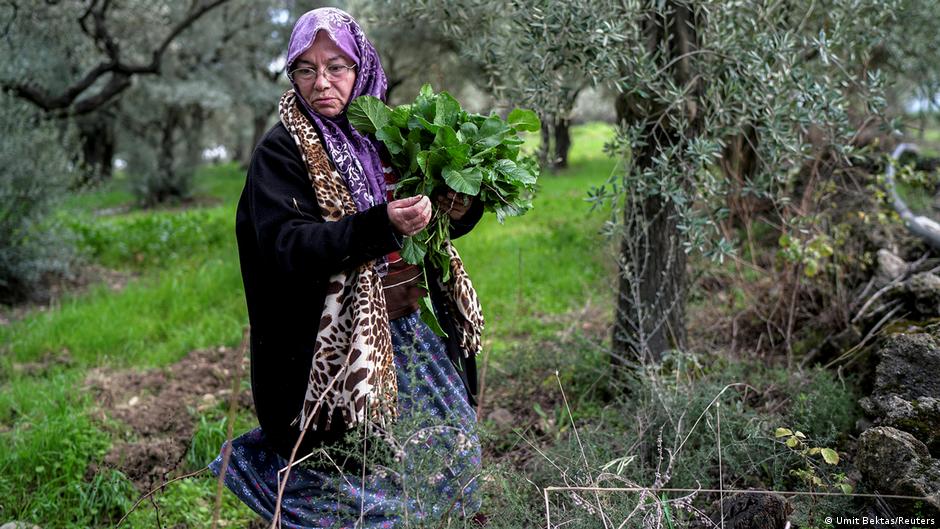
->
[84,345,251,491]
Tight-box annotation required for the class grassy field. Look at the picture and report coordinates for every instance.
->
[0,123,619,527]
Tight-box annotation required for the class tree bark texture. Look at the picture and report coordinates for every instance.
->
[611,1,701,365]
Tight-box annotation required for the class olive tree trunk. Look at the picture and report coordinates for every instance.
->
[611,1,700,366]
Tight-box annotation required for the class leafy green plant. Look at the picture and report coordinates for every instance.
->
[774,427,852,494]
[777,232,834,278]
[348,84,541,333]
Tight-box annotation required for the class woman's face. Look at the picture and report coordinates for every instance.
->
[293,32,357,118]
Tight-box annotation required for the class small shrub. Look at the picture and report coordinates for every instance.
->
[490,344,863,528]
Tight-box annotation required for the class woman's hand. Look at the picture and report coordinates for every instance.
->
[435,191,474,220]
[388,195,432,236]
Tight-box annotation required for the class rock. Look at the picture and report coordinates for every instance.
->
[877,249,907,284]
[694,493,791,529]
[856,427,940,510]
[0,523,42,529]
[907,272,940,316]
[860,395,940,454]
[860,333,940,456]
[869,333,940,401]
[486,407,514,428]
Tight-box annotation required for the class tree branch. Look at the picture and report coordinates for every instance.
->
[3,0,232,114]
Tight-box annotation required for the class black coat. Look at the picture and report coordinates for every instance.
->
[236,122,483,460]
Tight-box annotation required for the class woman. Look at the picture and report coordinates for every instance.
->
[209,7,486,528]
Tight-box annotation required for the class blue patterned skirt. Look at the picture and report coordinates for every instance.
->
[209,311,482,528]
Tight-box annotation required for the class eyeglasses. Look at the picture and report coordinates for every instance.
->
[288,63,357,83]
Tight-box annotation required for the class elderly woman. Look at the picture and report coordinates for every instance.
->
[209,7,485,528]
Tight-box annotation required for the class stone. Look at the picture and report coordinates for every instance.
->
[486,407,514,428]
[860,394,940,454]
[906,272,940,316]
[0,523,42,529]
[860,333,940,456]
[712,493,791,529]
[876,249,907,284]
[855,427,940,510]
[869,333,940,401]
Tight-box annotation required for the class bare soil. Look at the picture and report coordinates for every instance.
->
[84,345,251,491]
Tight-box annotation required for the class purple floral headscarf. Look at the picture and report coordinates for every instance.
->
[286,7,388,212]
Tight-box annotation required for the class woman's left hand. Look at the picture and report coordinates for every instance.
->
[436,191,474,220]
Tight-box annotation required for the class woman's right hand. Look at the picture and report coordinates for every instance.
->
[388,195,432,236]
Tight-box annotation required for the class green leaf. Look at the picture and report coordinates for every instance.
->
[477,115,510,148]
[443,143,471,170]
[820,448,839,465]
[494,159,537,185]
[785,436,798,448]
[458,122,479,142]
[495,201,526,223]
[532,402,547,419]
[347,96,390,134]
[376,125,405,154]
[417,149,448,179]
[507,108,541,132]
[390,105,411,128]
[443,167,482,195]
[415,84,436,121]
[838,483,853,494]
[433,125,459,148]
[434,91,461,127]
[415,115,441,134]
[401,236,426,265]
[774,428,793,438]
[418,295,448,337]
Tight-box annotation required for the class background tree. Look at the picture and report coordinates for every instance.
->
[115,0,288,204]
[382,0,895,365]
[0,94,77,303]
[1,0,233,184]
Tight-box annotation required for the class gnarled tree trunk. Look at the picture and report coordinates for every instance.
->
[611,1,701,366]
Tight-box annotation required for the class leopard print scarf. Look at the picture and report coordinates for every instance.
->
[279,90,484,433]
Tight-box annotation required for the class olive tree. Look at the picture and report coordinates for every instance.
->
[116,0,288,204]
[0,94,76,303]
[382,0,895,364]
[0,0,234,184]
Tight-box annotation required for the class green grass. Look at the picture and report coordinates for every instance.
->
[1,255,246,369]
[61,171,136,213]
[0,122,619,527]
[0,370,134,526]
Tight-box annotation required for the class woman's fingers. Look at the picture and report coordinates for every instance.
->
[388,195,431,235]
[390,195,423,209]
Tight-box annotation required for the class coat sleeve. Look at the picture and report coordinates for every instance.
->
[244,127,403,278]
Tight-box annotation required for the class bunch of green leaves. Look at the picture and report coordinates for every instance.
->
[348,84,540,267]
[348,84,540,335]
